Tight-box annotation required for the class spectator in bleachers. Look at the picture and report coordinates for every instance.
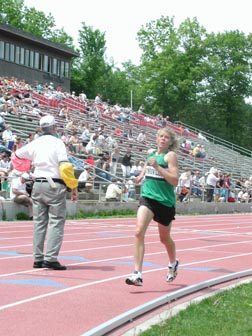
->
[177,166,192,202]
[33,128,42,140]
[60,130,70,146]
[125,177,136,200]
[14,137,23,150]
[206,168,219,202]
[31,103,43,117]
[110,147,120,176]
[79,91,87,102]
[10,172,33,219]
[0,93,8,114]
[85,135,98,155]
[2,124,14,149]
[138,104,144,114]
[77,165,94,192]
[95,156,111,182]
[59,104,69,120]
[198,132,209,142]
[6,95,19,116]
[130,160,144,177]
[94,93,102,104]
[235,176,245,189]
[198,172,209,200]
[214,173,224,202]
[192,144,201,158]
[105,177,123,201]
[191,171,202,197]
[85,154,95,173]
[69,131,82,154]
[136,130,146,144]
[121,150,132,178]
[25,133,34,144]
[0,130,9,153]
[0,114,6,131]
[80,125,91,147]
[105,132,118,152]
[223,173,232,202]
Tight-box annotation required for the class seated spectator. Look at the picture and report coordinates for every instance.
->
[105,178,123,201]
[0,114,6,131]
[10,172,33,219]
[192,144,201,158]
[85,135,98,155]
[130,160,143,177]
[177,166,192,202]
[198,132,209,142]
[77,165,94,192]
[80,125,91,147]
[30,103,43,117]
[2,124,14,149]
[136,130,146,143]
[69,131,82,154]
[59,104,70,120]
[125,177,136,200]
[0,152,11,177]
[95,156,111,182]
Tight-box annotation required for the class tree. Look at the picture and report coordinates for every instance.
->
[0,0,74,48]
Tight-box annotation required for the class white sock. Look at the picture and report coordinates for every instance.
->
[169,261,177,268]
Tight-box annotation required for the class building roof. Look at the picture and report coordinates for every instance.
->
[0,23,79,58]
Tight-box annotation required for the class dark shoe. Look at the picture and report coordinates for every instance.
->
[33,261,44,268]
[42,260,67,270]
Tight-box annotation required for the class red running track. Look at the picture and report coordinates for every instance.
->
[0,214,252,336]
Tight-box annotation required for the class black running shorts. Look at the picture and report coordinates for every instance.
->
[139,196,175,226]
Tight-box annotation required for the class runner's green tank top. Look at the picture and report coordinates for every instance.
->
[141,149,176,207]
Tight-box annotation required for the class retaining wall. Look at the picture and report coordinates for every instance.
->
[1,199,251,221]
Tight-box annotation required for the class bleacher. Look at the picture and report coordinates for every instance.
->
[2,87,252,209]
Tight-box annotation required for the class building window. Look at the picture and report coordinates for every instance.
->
[43,54,48,72]
[5,43,10,61]
[52,57,58,75]
[30,50,34,68]
[65,62,69,78]
[34,52,41,69]
[25,49,29,66]
[15,46,20,64]
[10,44,15,62]
[20,47,25,65]
[0,41,4,59]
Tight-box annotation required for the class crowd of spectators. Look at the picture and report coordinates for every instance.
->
[1,75,250,206]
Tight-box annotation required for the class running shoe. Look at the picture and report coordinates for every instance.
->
[167,260,179,282]
[125,271,143,286]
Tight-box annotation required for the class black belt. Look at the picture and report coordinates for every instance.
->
[35,178,65,186]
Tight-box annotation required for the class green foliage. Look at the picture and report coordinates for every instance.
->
[67,209,136,219]
[2,2,252,149]
[16,212,30,220]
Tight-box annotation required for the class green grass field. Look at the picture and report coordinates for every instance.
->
[138,282,252,336]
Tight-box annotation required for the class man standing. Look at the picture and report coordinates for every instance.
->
[12,115,78,270]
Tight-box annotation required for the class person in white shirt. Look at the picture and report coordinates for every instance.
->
[78,165,94,192]
[206,168,219,202]
[137,131,146,143]
[105,178,122,201]
[13,115,78,270]
[10,173,33,218]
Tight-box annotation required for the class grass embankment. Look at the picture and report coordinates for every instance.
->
[139,283,252,336]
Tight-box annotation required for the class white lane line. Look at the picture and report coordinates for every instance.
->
[1,251,252,312]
